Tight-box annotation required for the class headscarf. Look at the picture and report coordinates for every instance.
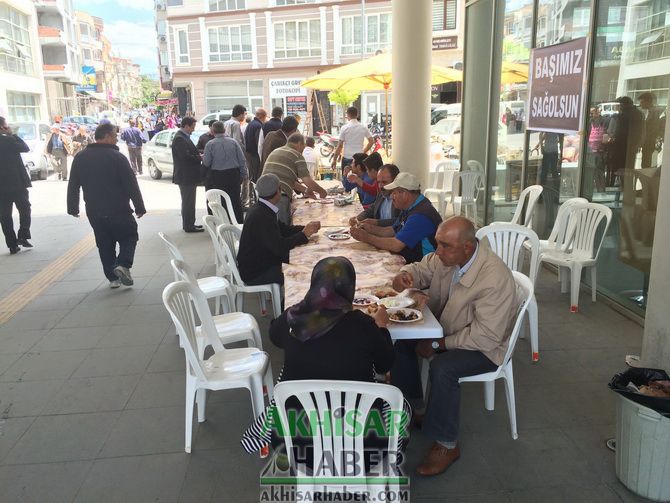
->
[286,256,356,342]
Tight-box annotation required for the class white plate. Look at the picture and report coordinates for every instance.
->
[327,233,350,241]
[388,308,423,323]
[379,296,415,309]
[353,295,380,307]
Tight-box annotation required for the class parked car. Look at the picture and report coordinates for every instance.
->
[143,128,203,180]
[62,115,98,133]
[431,103,462,125]
[598,102,620,117]
[430,117,509,156]
[12,121,52,180]
[199,110,232,127]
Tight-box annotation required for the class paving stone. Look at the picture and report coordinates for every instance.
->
[0,461,91,503]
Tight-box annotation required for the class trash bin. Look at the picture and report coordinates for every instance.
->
[610,368,670,502]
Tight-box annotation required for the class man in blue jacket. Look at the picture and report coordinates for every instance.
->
[120,119,146,175]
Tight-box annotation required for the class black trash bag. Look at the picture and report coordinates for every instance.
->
[609,368,670,415]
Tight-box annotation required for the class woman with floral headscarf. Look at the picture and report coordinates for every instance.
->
[241,257,410,466]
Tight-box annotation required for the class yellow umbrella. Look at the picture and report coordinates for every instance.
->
[301,52,462,147]
[501,61,529,85]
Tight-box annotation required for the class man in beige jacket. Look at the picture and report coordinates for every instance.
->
[391,216,517,477]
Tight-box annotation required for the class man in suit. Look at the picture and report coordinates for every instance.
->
[237,173,319,290]
[0,116,32,254]
[349,163,401,227]
[244,107,267,182]
[171,116,203,233]
[390,217,518,477]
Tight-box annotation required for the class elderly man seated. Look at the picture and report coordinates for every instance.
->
[237,173,319,290]
[349,163,401,227]
[349,172,441,263]
[390,217,517,477]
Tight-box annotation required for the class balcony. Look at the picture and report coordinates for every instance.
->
[43,63,78,84]
[35,0,61,13]
[38,25,66,45]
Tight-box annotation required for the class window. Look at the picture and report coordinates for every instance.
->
[205,80,263,113]
[432,0,457,31]
[341,13,391,56]
[79,23,90,40]
[274,20,320,59]
[6,92,40,121]
[166,0,183,6]
[275,0,315,5]
[209,0,245,12]
[154,131,169,147]
[208,25,252,62]
[0,4,33,75]
[175,28,189,64]
[573,7,590,29]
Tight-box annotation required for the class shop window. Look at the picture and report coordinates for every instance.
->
[274,20,320,59]
[205,80,263,113]
[432,0,457,32]
[209,25,252,62]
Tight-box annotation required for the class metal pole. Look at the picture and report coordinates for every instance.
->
[384,84,389,153]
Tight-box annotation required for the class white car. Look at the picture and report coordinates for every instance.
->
[143,128,203,180]
[12,121,52,180]
[200,110,232,127]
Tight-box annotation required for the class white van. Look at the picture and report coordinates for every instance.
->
[598,102,620,116]
[200,110,232,127]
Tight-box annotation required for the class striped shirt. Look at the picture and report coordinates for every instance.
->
[262,145,310,196]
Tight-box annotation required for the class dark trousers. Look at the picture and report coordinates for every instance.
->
[179,184,197,230]
[128,147,143,174]
[391,341,497,443]
[87,213,138,281]
[245,265,285,311]
[0,189,31,249]
[206,169,243,224]
[641,143,656,169]
[247,153,262,182]
[51,149,68,179]
[340,157,353,178]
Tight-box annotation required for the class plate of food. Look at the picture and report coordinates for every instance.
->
[388,308,423,323]
[373,286,398,299]
[379,296,415,309]
[353,295,380,307]
[325,228,350,241]
[318,199,334,204]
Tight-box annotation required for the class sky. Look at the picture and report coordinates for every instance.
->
[73,0,158,77]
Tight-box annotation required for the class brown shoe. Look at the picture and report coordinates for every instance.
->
[415,442,460,476]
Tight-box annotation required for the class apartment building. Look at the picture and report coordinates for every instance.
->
[74,11,107,114]
[108,57,142,111]
[0,0,49,122]
[158,0,463,126]
[35,0,82,118]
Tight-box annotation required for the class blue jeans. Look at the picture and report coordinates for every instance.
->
[88,213,138,281]
[340,157,353,177]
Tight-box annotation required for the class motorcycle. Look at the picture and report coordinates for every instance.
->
[316,131,339,158]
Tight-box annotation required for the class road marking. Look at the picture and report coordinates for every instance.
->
[0,234,96,326]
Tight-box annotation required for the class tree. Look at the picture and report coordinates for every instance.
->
[328,89,361,121]
[131,75,161,108]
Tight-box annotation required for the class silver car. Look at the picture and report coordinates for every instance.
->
[143,128,203,180]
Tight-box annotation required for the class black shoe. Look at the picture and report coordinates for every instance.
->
[17,238,33,248]
[9,246,20,254]
[184,227,205,233]
[193,224,203,229]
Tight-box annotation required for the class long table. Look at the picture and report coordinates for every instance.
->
[291,196,364,227]
[283,228,443,341]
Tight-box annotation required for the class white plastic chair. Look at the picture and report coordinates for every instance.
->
[539,202,612,312]
[477,223,541,362]
[158,231,230,315]
[466,159,484,172]
[272,380,404,501]
[214,223,282,318]
[450,171,483,220]
[425,160,460,216]
[170,259,268,359]
[162,281,272,453]
[206,188,241,226]
[510,185,543,228]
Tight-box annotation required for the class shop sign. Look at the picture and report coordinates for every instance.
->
[269,78,307,98]
[286,95,307,114]
[156,97,179,106]
[432,36,457,51]
[527,37,588,133]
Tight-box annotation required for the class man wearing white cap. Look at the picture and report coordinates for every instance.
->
[350,172,441,263]
[237,173,320,291]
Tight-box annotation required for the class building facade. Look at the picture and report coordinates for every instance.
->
[157,0,464,128]
[35,0,82,118]
[73,11,108,115]
[0,0,49,122]
[461,0,669,320]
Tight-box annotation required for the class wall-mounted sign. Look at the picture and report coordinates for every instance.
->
[432,36,458,51]
[527,37,589,133]
[269,78,307,98]
[156,97,178,106]
[286,95,307,114]
[76,66,97,92]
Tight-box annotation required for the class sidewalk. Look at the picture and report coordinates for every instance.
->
[0,188,648,502]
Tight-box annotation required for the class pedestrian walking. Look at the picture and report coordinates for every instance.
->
[120,119,146,175]
[202,121,247,224]
[171,116,204,233]
[244,107,267,182]
[0,116,33,254]
[67,123,146,288]
[46,124,70,180]
[71,125,92,156]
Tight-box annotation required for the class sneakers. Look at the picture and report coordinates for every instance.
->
[113,265,134,286]
[109,279,121,289]
[17,238,33,248]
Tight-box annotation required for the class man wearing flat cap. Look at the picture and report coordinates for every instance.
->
[237,174,320,294]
